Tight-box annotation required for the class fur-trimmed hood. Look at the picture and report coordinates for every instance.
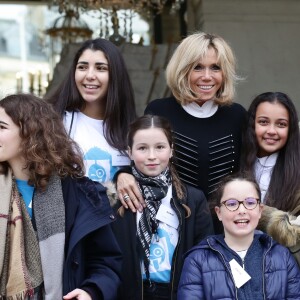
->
[102,181,119,207]
[258,205,300,247]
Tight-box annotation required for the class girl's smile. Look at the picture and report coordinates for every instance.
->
[215,180,263,249]
[75,49,109,118]
[255,101,289,157]
[129,127,172,177]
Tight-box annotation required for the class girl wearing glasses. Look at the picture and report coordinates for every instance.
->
[178,173,300,299]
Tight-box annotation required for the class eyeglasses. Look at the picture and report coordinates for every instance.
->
[220,197,260,211]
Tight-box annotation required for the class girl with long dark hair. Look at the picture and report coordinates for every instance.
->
[47,38,137,183]
[241,91,300,212]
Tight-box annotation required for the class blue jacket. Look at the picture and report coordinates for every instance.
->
[62,176,122,300]
[178,233,300,300]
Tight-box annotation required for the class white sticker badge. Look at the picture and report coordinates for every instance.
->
[156,204,179,229]
[229,259,251,288]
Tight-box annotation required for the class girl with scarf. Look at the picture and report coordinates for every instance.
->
[111,115,214,300]
[0,94,122,300]
[116,32,246,222]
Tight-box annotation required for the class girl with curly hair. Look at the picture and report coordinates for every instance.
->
[0,93,122,300]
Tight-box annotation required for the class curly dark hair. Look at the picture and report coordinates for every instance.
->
[0,93,84,190]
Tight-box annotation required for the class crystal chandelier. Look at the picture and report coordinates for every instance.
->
[50,1,184,15]
[49,0,184,44]
[45,7,93,70]
[46,9,93,45]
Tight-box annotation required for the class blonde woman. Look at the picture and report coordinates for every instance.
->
[117,32,246,229]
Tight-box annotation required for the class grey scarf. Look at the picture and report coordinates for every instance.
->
[34,175,65,299]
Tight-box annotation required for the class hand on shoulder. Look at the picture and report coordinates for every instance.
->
[63,288,92,300]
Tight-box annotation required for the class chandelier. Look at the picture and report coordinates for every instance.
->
[45,8,93,70]
[49,0,184,44]
[45,9,93,44]
[50,1,184,15]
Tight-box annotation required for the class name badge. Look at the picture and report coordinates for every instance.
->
[111,150,130,166]
[156,204,179,229]
[229,259,251,288]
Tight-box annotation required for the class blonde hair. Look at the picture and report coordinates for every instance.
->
[166,32,239,105]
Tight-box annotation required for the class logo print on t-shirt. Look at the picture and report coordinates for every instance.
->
[145,227,176,282]
[84,147,117,182]
[150,244,165,270]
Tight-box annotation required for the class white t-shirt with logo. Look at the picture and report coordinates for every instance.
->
[64,111,130,183]
[137,186,179,283]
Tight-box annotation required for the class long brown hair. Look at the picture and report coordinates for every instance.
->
[46,38,137,151]
[241,92,300,212]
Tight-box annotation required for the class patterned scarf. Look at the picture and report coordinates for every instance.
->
[0,171,65,300]
[133,166,171,280]
[0,170,43,299]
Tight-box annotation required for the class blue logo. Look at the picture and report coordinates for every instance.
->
[84,146,117,182]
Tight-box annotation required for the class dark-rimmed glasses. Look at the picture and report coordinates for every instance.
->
[220,197,260,211]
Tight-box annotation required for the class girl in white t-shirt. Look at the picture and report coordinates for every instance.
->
[47,38,137,183]
[241,91,300,212]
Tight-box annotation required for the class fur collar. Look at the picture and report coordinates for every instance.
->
[258,205,300,247]
[102,181,118,207]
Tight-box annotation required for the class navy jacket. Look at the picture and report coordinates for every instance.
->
[62,176,122,300]
[111,185,214,300]
[178,233,300,300]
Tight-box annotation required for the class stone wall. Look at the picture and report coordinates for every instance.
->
[46,42,177,116]
[47,0,300,115]
[187,0,300,111]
